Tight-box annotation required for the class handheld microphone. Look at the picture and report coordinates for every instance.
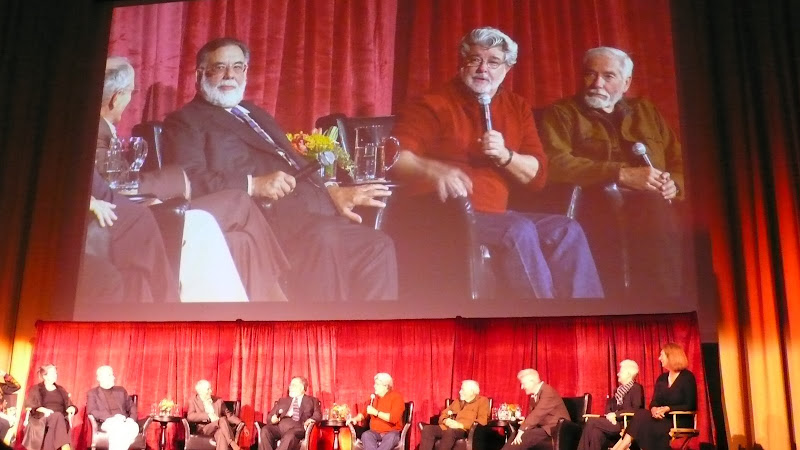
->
[632,142,671,204]
[477,94,493,131]
[369,394,376,406]
[293,151,336,180]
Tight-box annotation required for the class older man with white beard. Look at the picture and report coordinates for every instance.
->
[538,47,685,299]
[86,366,140,450]
[162,38,398,303]
[390,27,603,299]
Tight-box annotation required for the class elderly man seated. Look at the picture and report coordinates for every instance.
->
[391,27,603,299]
[187,380,242,450]
[538,46,684,298]
[86,366,139,450]
[419,380,489,450]
[259,376,320,450]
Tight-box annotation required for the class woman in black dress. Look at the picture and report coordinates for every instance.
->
[22,364,76,450]
[611,343,697,450]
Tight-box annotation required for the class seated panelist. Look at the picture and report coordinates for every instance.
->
[187,380,242,450]
[500,369,569,450]
[160,37,398,302]
[86,366,139,450]
[259,376,321,450]
[22,365,76,450]
[577,360,644,450]
[419,380,489,450]
[347,373,405,450]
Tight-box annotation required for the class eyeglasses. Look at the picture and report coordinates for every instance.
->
[203,62,248,76]
[463,56,506,69]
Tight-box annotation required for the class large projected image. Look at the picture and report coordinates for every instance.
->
[73,0,697,320]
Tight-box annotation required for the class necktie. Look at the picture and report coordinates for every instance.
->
[230,106,299,169]
[291,396,301,421]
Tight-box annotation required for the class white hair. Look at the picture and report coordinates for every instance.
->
[461,379,480,395]
[459,27,518,66]
[619,359,640,378]
[96,365,113,377]
[583,47,633,78]
[374,372,393,388]
[195,379,211,391]
[517,368,540,380]
[103,56,135,104]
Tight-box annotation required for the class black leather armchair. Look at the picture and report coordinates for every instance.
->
[182,400,245,450]
[349,401,414,450]
[87,394,150,450]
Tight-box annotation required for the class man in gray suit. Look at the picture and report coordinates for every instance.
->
[501,369,569,450]
[162,37,397,303]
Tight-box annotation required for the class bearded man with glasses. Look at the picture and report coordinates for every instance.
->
[391,27,603,299]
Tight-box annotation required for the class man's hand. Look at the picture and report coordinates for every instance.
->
[605,412,617,424]
[346,413,363,426]
[253,171,296,200]
[327,184,391,223]
[511,430,524,445]
[444,418,462,429]
[89,196,118,227]
[270,414,280,424]
[618,166,665,192]
[658,174,678,200]
[38,407,54,417]
[365,405,378,416]
[480,130,510,164]
[427,163,473,202]
[304,418,315,428]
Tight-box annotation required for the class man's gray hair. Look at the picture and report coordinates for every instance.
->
[517,368,539,380]
[462,379,480,395]
[619,359,640,378]
[96,365,113,377]
[195,379,211,390]
[374,372,393,388]
[103,56,135,104]
[459,27,518,66]
[583,47,634,78]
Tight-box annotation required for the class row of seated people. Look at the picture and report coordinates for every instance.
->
[90,23,684,303]
[9,343,697,450]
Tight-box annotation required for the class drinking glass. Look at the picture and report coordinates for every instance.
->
[119,136,149,193]
[354,126,379,182]
[100,137,129,189]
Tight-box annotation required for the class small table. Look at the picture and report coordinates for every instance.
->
[150,415,182,450]
[318,420,350,450]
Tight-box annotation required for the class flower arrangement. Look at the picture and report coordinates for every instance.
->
[329,403,351,421]
[158,398,176,415]
[286,126,354,177]
[497,403,522,421]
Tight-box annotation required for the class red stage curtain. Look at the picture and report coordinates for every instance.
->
[18,314,713,449]
[107,0,680,141]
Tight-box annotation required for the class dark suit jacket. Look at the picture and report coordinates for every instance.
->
[187,395,241,425]
[604,382,645,415]
[1,373,20,412]
[268,395,321,426]
[519,383,570,436]
[161,96,336,239]
[86,386,136,422]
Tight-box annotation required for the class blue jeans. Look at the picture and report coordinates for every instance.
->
[361,430,401,450]
[475,211,604,298]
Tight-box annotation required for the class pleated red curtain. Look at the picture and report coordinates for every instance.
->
[19,314,713,449]
[107,0,679,141]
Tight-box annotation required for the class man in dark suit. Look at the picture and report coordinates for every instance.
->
[161,37,398,302]
[578,360,644,450]
[187,380,242,450]
[501,369,569,450]
[260,376,321,450]
[0,369,20,444]
[86,366,139,450]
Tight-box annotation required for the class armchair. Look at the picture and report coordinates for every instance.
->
[349,401,413,450]
[87,394,149,450]
[182,400,245,450]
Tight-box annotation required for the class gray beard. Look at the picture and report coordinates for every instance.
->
[584,92,622,110]
[201,76,246,108]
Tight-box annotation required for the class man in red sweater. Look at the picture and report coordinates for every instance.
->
[391,27,603,299]
[347,373,405,450]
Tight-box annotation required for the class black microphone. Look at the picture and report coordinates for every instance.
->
[293,151,336,180]
[477,94,492,131]
[632,142,671,204]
